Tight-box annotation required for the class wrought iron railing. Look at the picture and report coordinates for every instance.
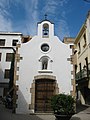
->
[75,69,87,81]
[75,63,90,81]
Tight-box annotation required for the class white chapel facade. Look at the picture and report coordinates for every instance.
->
[16,19,73,114]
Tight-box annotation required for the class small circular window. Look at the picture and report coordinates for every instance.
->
[41,43,49,52]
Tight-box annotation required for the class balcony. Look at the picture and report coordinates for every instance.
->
[75,68,90,83]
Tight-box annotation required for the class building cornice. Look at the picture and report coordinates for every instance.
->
[0,32,22,36]
[74,24,86,44]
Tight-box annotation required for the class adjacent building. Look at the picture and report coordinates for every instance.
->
[63,37,76,98]
[0,32,22,97]
[63,11,90,106]
[74,11,90,105]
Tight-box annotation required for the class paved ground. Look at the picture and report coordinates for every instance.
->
[71,109,90,120]
[71,103,90,120]
[0,100,90,120]
[0,102,55,120]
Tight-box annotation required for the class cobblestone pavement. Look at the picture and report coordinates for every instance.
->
[0,100,90,120]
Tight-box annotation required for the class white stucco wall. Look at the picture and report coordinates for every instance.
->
[16,20,72,114]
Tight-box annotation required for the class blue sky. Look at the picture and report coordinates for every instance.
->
[0,0,90,40]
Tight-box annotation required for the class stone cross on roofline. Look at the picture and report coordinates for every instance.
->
[44,14,48,20]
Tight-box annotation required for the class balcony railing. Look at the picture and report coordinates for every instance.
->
[75,63,90,82]
[75,67,90,82]
[75,69,87,81]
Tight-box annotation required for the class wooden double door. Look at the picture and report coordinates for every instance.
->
[35,79,56,112]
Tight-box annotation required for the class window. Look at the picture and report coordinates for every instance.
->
[12,40,18,46]
[79,63,82,71]
[75,65,77,75]
[0,39,5,46]
[85,57,88,74]
[41,43,49,52]
[78,42,81,54]
[83,33,86,42]
[6,53,14,62]
[43,23,49,37]
[83,33,87,48]
[4,69,10,79]
[0,53,2,61]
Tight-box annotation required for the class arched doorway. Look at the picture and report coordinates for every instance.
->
[35,79,56,112]
[31,75,58,113]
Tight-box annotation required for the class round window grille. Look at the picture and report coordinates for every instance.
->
[41,43,49,52]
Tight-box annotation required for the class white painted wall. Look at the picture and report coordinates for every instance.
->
[16,20,72,114]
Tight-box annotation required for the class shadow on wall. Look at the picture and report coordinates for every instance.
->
[16,89,29,113]
[0,68,5,96]
[16,90,48,120]
[0,68,4,82]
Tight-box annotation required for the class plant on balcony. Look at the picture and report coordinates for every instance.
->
[51,93,75,120]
